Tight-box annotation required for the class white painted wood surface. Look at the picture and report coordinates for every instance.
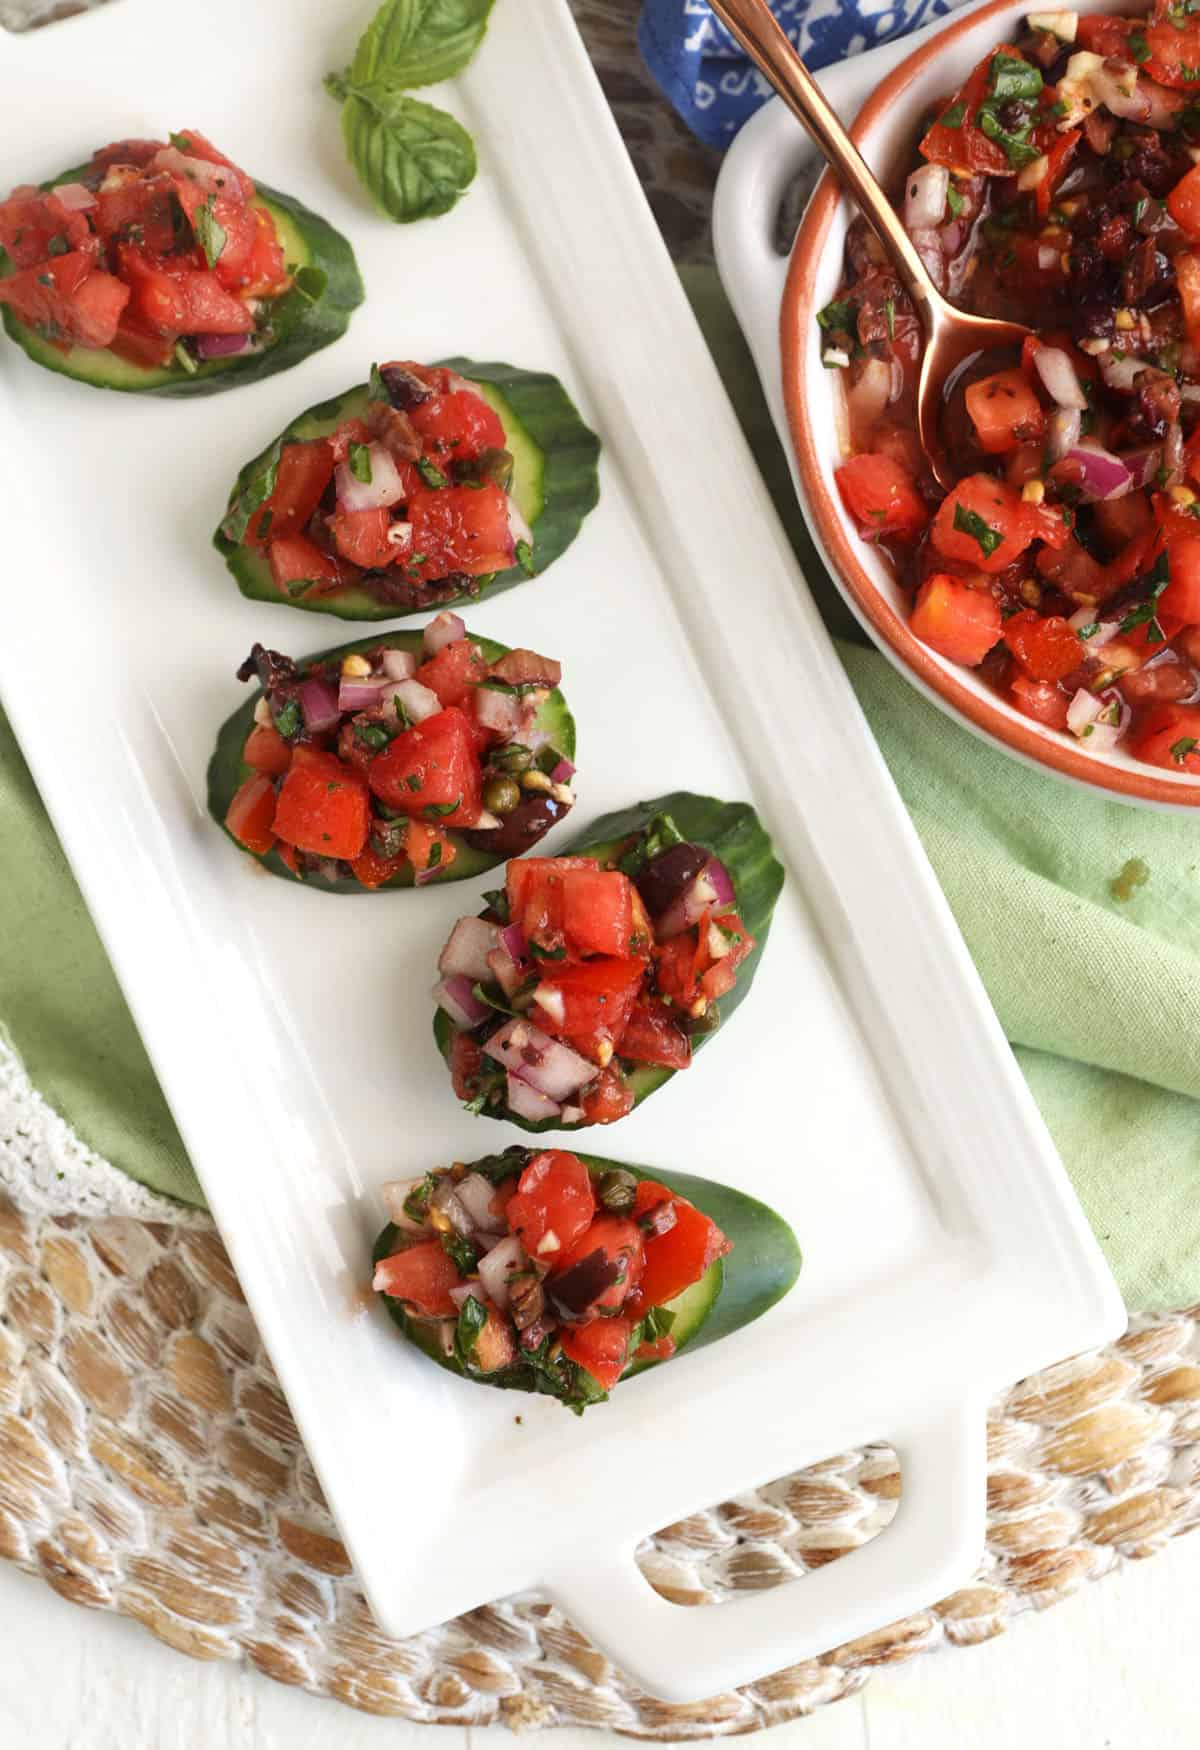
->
[2,1533,1197,1747]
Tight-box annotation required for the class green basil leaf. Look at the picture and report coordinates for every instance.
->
[348,0,495,90]
[988,51,1043,100]
[349,441,374,483]
[952,501,1003,559]
[223,459,278,546]
[192,193,227,270]
[338,82,477,223]
[453,1293,488,1367]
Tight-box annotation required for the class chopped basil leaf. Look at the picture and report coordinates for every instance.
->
[946,184,965,217]
[939,100,966,128]
[348,442,373,483]
[427,841,443,868]
[423,798,460,817]
[816,296,856,331]
[1117,554,1170,635]
[402,1173,436,1224]
[481,886,510,921]
[416,456,450,489]
[977,102,1042,168]
[1170,736,1198,763]
[528,942,567,961]
[223,458,279,546]
[885,299,895,340]
[987,52,1043,101]
[453,1292,487,1366]
[273,699,302,740]
[46,234,70,256]
[952,502,1003,558]
[192,193,227,270]
[515,538,535,576]
[353,720,392,750]
[173,340,199,375]
[368,361,390,403]
[1130,32,1151,62]
[441,1229,478,1276]
[405,773,423,792]
[1076,622,1100,641]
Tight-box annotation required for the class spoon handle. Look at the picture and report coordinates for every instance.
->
[707,0,946,330]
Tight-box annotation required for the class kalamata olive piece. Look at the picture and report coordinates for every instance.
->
[634,841,708,918]
[378,363,432,409]
[462,792,571,857]
[546,1248,623,1321]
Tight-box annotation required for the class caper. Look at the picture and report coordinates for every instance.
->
[597,1168,638,1215]
[490,742,533,774]
[483,775,522,815]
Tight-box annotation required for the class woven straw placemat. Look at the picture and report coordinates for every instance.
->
[3,0,1200,1732]
[2,1188,1200,1732]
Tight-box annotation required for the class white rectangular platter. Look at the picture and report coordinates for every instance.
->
[0,0,1122,1702]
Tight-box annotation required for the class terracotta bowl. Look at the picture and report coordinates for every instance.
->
[783,0,1200,810]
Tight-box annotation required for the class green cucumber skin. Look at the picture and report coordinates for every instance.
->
[0,180,363,396]
[372,1151,801,1405]
[213,358,600,621]
[206,629,576,894]
[434,791,785,1128]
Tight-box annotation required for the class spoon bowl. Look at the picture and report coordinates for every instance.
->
[707,0,1033,488]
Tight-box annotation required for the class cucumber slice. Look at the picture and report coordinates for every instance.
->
[372,1149,801,1411]
[214,358,600,620]
[433,791,784,1127]
[0,175,363,396]
[206,628,576,892]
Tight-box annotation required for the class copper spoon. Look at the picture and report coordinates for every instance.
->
[707,0,1031,488]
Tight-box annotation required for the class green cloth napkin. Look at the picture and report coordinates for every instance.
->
[1,266,1196,1310]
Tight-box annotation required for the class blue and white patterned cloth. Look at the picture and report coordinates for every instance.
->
[638,0,964,148]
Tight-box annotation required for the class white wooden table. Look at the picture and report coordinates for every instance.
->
[1,1533,1196,1748]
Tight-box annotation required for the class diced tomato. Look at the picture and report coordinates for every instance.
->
[0,254,129,348]
[1140,21,1200,91]
[559,1317,633,1392]
[450,1031,483,1101]
[965,370,1046,455]
[327,418,373,465]
[172,268,254,335]
[1002,611,1084,683]
[835,451,929,540]
[271,751,370,859]
[471,1303,516,1373]
[415,638,488,709]
[579,1068,635,1126]
[1170,166,1200,241]
[626,1180,731,1314]
[654,930,705,1012]
[919,49,1019,176]
[1126,610,1185,654]
[0,185,91,265]
[506,856,598,957]
[1176,252,1200,354]
[405,819,457,879]
[373,1240,461,1316]
[1075,14,1133,55]
[1036,131,1079,219]
[506,1150,596,1261]
[204,196,259,291]
[168,129,255,200]
[635,1336,677,1364]
[366,706,481,827]
[349,839,409,890]
[1010,674,1071,730]
[242,722,292,777]
[1119,657,1198,707]
[329,506,395,570]
[408,384,506,462]
[1158,533,1200,625]
[1129,703,1200,772]
[115,242,188,336]
[1022,500,1071,551]
[267,533,342,597]
[89,138,163,172]
[240,204,288,296]
[94,171,183,256]
[224,774,277,855]
[697,912,755,1004]
[110,319,174,368]
[559,868,638,959]
[247,440,334,547]
[535,958,646,1059]
[910,573,1002,666]
[1094,493,1154,557]
[408,482,515,578]
[551,1217,645,1317]
[931,475,1034,574]
[616,997,692,1070]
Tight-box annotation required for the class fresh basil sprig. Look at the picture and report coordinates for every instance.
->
[326,0,493,224]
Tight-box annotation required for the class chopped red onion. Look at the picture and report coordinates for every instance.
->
[505,1073,562,1123]
[449,1282,484,1308]
[908,226,947,291]
[506,495,532,554]
[1060,442,1134,502]
[192,332,250,360]
[54,181,98,212]
[380,1178,428,1232]
[476,1234,528,1309]
[1117,445,1163,489]
[1098,351,1150,392]
[389,678,441,723]
[455,1172,507,1234]
[381,648,417,681]
[1037,244,1060,273]
[151,145,243,196]
[338,677,392,713]
[1068,605,1121,649]
[1034,346,1088,410]
[499,922,529,964]
[560,1104,584,1126]
[434,976,490,1030]
[423,611,466,655]
[335,443,406,512]
[297,677,341,734]
[1090,62,1151,122]
[1066,688,1122,751]
[1047,408,1083,463]
[703,856,735,909]
[550,758,576,783]
[486,944,525,998]
[846,357,892,432]
[1163,421,1185,486]
[1143,79,1188,129]
[387,521,414,560]
[903,163,949,230]
[475,686,523,738]
[484,1017,595,1101]
[438,916,499,983]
